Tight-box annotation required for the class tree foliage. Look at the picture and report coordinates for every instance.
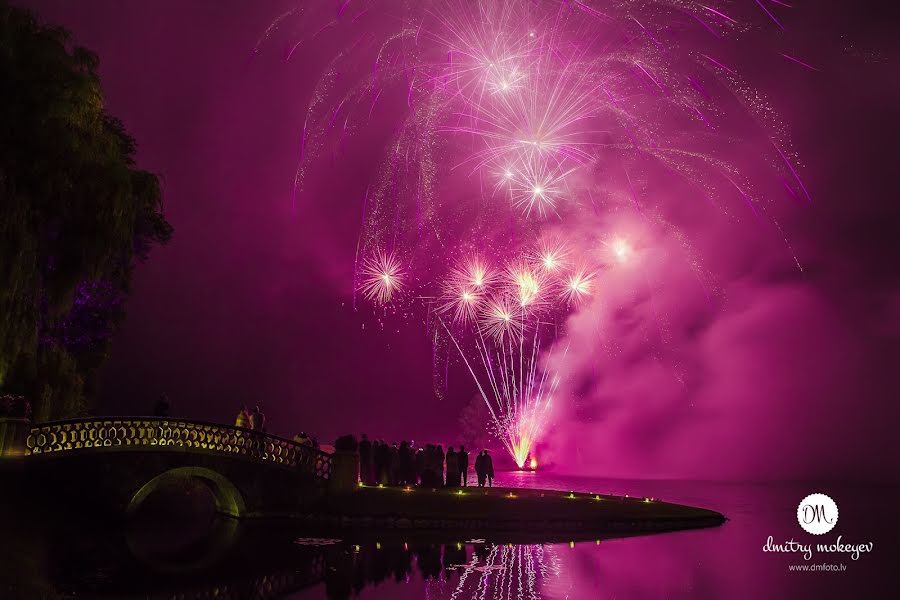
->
[0,2,172,419]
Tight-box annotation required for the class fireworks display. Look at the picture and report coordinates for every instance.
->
[280,0,807,467]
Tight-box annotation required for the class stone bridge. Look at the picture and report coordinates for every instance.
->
[3,417,349,519]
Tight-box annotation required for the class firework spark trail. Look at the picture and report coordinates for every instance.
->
[443,296,567,468]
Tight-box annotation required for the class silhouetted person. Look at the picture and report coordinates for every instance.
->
[153,393,170,417]
[475,451,486,487]
[459,446,469,486]
[435,444,445,486]
[445,446,458,487]
[414,447,425,486]
[389,443,399,485]
[235,404,251,429]
[375,440,389,485]
[422,444,440,487]
[250,405,266,432]
[359,434,373,485]
[398,441,412,486]
[484,450,494,487]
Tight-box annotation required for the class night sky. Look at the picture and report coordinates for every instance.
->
[16,0,900,483]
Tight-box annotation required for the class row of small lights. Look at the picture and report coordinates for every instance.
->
[351,540,608,552]
[358,482,656,503]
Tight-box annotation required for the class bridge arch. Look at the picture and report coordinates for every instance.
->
[126,466,246,519]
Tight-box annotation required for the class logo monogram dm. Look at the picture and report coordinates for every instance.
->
[797,493,838,535]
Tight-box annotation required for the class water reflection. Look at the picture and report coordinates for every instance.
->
[329,541,560,599]
[2,478,895,599]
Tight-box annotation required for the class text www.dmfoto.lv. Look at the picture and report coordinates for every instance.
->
[788,563,847,572]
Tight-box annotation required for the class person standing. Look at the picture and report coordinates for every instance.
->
[475,451,486,487]
[398,441,412,486]
[436,444,445,487]
[375,441,388,485]
[445,447,459,488]
[359,434,373,485]
[250,406,266,432]
[484,450,494,487]
[235,404,251,429]
[414,446,425,486]
[459,446,469,486]
[389,443,399,486]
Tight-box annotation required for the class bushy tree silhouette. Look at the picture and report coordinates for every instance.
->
[0,2,172,418]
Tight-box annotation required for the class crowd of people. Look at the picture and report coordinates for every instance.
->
[357,435,495,488]
[229,410,495,487]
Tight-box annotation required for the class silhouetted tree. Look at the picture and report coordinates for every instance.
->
[0,2,172,419]
[457,394,491,450]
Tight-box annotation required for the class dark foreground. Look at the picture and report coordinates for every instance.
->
[296,484,726,541]
[1,476,895,599]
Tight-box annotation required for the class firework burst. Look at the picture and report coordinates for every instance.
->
[280,0,810,468]
[561,267,595,305]
[359,250,405,305]
[478,292,525,340]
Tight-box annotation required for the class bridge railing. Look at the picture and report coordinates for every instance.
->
[25,417,332,480]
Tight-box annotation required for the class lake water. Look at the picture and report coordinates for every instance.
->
[3,472,895,598]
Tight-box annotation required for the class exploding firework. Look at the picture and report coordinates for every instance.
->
[275,0,809,464]
[359,250,405,305]
[561,267,595,305]
[437,246,578,467]
[450,303,566,468]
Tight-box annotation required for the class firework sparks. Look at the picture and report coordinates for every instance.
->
[561,268,595,305]
[504,260,548,309]
[478,292,524,340]
[359,250,405,305]
[440,284,482,324]
[284,0,809,470]
[609,237,633,264]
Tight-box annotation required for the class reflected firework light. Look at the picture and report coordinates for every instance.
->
[444,543,561,599]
